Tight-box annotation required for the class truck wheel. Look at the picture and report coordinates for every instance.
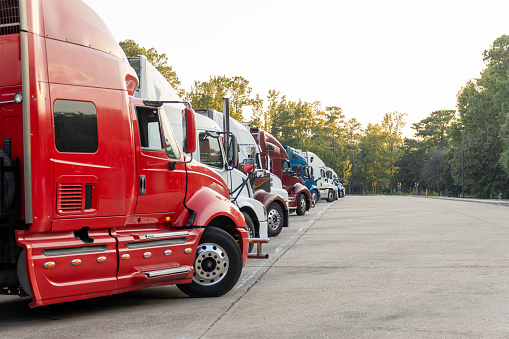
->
[0,148,15,210]
[177,227,242,298]
[242,212,255,253]
[326,189,334,202]
[267,202,283,237]
[311,191,318,207]
[296,193,306,215]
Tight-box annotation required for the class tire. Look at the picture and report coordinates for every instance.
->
[0,148,15,210]
[326,189,334,202]
[296,193,306,216]
[266,202,283,237]
[334,190,338,200]
[177,227,242,298]
[311,191,318,207]
[242,212,255,253]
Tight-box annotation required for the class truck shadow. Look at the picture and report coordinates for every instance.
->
[0,286,189,322]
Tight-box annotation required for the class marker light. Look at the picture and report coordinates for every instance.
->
[184,248,192,254]
[121,254,130,260]
[164,250,172,256]
[71,259,82,266]
[143,252,152,258]
[44,262,55,269]
[97,256,107,263]
[14,92,22,103]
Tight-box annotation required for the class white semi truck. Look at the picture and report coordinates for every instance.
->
[196,109,290,237]
[301,151,338,202]
[129,56,269,256]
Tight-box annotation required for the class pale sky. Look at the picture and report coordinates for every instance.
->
[83,0,509,138]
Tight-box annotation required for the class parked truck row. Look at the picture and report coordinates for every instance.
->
[0,0,345,308]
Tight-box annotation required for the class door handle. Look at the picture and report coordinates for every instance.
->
[139,175,146,195]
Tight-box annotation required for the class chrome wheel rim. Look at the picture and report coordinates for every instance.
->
[268,208,282,231]
[193,243,229,286]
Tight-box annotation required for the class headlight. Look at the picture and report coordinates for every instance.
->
[14,92,23,104]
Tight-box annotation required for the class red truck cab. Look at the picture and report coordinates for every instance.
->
[250,127,311,215]
[0,0,248,307]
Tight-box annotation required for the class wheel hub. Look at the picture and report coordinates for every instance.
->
[193,243,229,286]
[268,209,281,230]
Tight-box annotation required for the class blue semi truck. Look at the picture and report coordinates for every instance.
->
[285,146,321,207]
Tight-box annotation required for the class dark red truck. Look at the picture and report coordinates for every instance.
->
[250,127,312,216]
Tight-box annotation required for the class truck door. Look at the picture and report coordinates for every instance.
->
[134,105,185,214]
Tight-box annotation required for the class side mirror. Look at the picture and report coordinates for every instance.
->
[227,134,239,168]
[242,159,255,173]
[183,108,196,153]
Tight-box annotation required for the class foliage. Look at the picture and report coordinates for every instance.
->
[119,39,184,97]
[186,75,256,121]
[118,35,509,198]
[454,35,509,197]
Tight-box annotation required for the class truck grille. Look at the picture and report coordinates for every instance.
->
[0,0,20,35]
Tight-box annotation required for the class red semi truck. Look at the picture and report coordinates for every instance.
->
[0,0,248,307]
[250,128,312,215]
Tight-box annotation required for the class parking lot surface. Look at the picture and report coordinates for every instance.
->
[1,195,509,338]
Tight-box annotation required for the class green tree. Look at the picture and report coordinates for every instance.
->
[186,75,256,121]
[358,123,391,193]
[382,111,407,192]
[454,35,509,197]
[344,118,363,193]
[119,39,183,97]
[412,109,455,149]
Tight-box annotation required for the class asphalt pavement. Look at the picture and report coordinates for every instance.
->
[1,195,508,338]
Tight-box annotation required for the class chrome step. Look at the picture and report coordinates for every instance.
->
[145,266,191,278]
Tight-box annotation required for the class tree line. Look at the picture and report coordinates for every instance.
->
[120,35,509,199]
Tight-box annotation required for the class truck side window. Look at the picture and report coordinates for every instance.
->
[303,167,310,178]
[137,106,163,150]
[199,132,223,168]
[320,168,325,178]
[53,100,98,153]
[160,110,181,159]
[282,159,290,171]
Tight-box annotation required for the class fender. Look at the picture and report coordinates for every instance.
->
[182,186,248,265]
[253,190,289,228]
[253,190,287,212]
[288,183,312,211]
[310,185,321,200]
[184,187,246,227]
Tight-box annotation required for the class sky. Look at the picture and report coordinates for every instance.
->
[83,0,509,138]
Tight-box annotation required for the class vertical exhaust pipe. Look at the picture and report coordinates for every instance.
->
[223,97,230,164]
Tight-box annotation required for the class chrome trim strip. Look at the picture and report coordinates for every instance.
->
[42,245,109,256]
[145,231,189,239]
[145,267,190,278]
[125,238,187,249]
[0,100,16,105]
